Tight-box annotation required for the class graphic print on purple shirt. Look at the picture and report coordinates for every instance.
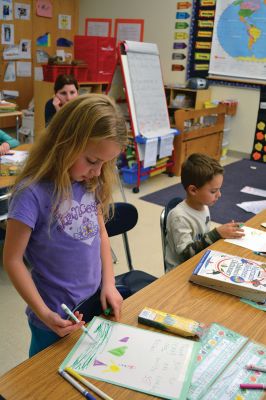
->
[8,183,102,330]
[54,193,99,244]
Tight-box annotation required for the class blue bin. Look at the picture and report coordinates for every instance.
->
[121,165,150,185]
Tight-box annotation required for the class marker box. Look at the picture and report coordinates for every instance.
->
[138,307,205,338]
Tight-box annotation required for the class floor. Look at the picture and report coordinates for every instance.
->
[0,154,241,376]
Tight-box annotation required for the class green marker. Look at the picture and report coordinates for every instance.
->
[104,307,112,316]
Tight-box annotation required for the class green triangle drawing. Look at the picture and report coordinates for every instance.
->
[108,346,128,356]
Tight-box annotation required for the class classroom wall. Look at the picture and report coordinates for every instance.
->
[78,0,259,155]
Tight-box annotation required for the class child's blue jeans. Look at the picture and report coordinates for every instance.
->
[28,285,131,357]
[28,322,60,357]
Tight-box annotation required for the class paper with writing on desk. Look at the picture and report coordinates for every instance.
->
[225,226,266,252]
[188,323,266,400]
[0,150,28,165]
[60,316,199,400]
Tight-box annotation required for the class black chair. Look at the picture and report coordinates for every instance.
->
[73,202,157,322]
[106,202,157,294]
[160,197,183,272]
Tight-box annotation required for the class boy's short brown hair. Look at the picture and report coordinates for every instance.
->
[181,153,224,190]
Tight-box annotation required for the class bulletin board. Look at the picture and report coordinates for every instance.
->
[0,0,79,129]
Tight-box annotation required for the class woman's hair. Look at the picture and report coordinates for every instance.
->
[53,74,79,93]
[14,94,128,219]
[181,153,224,190]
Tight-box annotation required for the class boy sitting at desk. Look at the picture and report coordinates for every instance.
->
[165,153,245,272]
[0,129,20,155]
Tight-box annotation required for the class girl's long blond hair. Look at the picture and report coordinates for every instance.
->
[13,94,128,219]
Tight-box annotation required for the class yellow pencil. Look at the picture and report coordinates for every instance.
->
[65,367,113,400]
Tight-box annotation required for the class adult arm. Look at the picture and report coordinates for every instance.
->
[0,129,19,148]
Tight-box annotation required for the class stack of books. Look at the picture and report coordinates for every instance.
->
[0,100,17,113]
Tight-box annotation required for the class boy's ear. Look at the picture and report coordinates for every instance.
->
[187,184,198,196]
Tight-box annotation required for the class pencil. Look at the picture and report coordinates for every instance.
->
[65,367,113,400]
[246,364,266,373]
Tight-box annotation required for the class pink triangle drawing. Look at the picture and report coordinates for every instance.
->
[119,336,129,342]
[93,359,106,366]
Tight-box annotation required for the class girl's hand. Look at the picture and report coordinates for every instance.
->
[216,221,245,239]
[41,309,86,337]
[0,142,10,155]
[100,284,123,321]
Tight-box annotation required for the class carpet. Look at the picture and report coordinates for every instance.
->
[140,159,266,224]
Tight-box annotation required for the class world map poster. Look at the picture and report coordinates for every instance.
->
[209,0,266,81]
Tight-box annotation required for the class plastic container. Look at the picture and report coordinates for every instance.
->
[121,165,150,185]
[71,65,88,81]
[42,65,72,82]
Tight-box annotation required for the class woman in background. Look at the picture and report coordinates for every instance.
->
[44,74,79,125]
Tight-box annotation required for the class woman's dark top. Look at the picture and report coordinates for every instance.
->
[44,98,56,126]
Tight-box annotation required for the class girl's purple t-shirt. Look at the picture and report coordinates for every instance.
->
[8,181,102,330]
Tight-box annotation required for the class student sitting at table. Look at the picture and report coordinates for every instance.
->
[44,74,79,125]
[165,153,245,272]
[0,129,20,155]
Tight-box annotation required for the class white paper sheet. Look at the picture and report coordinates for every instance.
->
[237,200,266,214]
[241,186,266,198]
[60,317,198,400]
[143,138,158,168]
[159,134,174,158]
[16,61,31,77]
[225,226,266,252]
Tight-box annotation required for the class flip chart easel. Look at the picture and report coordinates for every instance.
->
[108,40,178,193]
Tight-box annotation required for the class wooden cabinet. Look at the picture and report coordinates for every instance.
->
[34,80,108,137]
[171,104,226,176]
[165,86,211,126]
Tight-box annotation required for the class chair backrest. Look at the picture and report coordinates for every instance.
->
[105,202,138,271]
[160,197,183,272]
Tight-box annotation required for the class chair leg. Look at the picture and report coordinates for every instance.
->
[122,232,134,271]
[111,247,118,264]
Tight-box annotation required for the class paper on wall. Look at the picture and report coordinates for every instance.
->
[4,61,15,82]
[16,61,31,77]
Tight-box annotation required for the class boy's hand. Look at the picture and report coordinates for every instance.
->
[216,221,245,239]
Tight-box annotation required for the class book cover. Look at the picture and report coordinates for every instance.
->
[190,250,266,302]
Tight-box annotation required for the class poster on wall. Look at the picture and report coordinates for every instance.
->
[14,2,30,20]
[1,23,14,44]
[186,0,216,80]
[85,18,112,37]
[251,88,266,163]
[0,0,13,20]
[172,1,193,79]
[36,0,52,18]
[114,19,144,43]
[58,14,71,30]
[209,0,266,81]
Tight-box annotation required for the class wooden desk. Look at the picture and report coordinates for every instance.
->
[0,211,266,400]
[0,144,32,189]
[0,111,22,140]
